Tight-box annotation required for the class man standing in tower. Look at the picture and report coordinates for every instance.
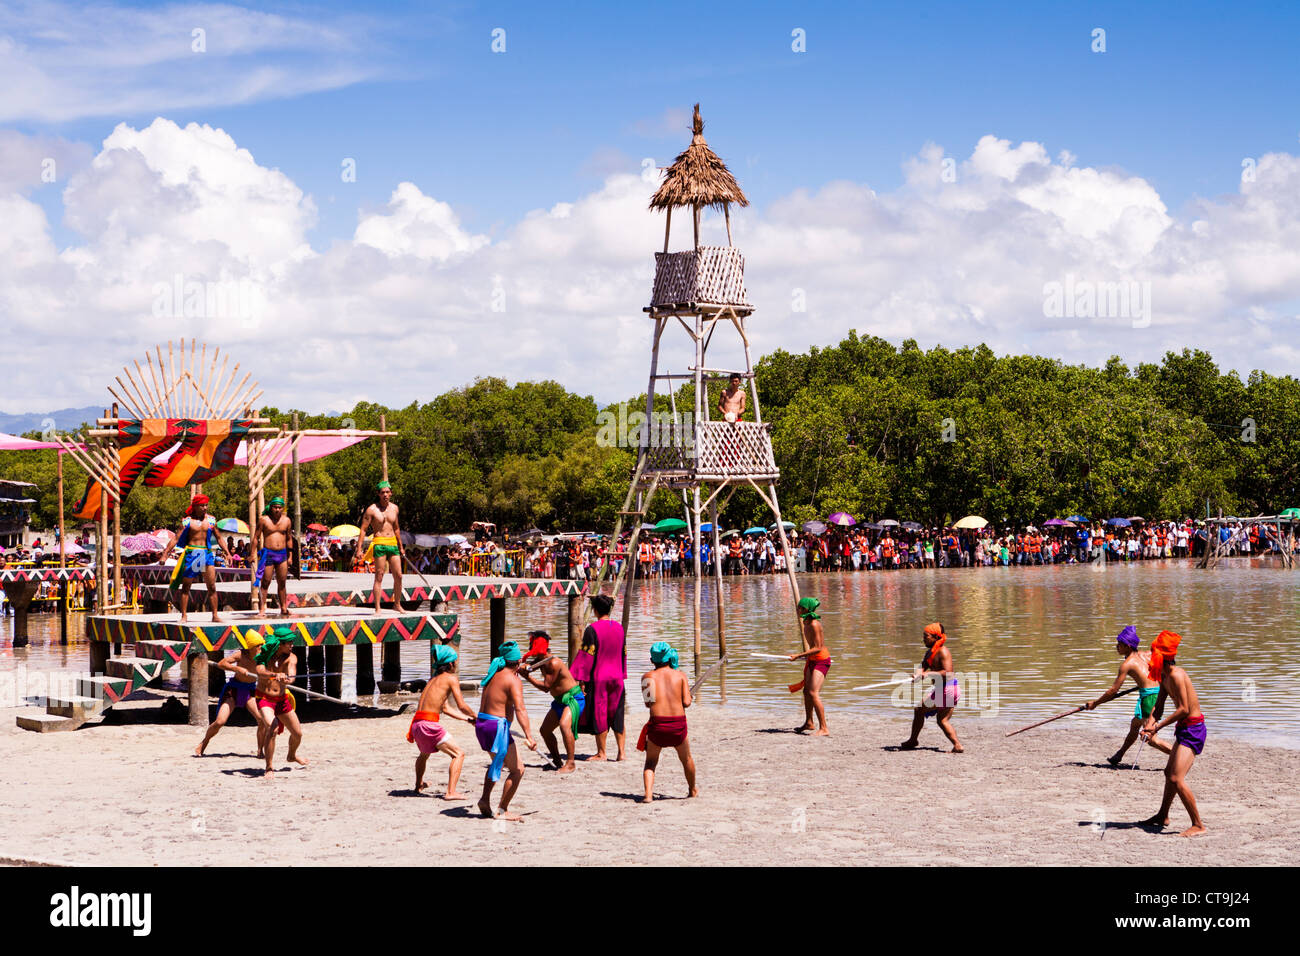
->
[718,372,746,423]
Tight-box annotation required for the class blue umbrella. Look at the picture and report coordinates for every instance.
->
[744,526,768,535]
[700,522,715,533]
[1106,517,1131,528]
[769,521,795,530]
[1067,514,1089,523]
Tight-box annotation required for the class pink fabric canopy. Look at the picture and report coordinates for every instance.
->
[0,432,62,450]
[234,434,371,467]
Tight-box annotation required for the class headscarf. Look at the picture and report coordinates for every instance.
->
[1115,625,1139,650]
[377,480,391,491]
[432,644,458,670]
[188,494,209,517]
[1148,630,1181,682]
[923,622,946,667]
[255,625,294,666]
[243,631,266,650]
[650,641,679,669]
[524,631,550,661]
[480,639,522,686]
[798,597,821,620]
[262,495,284,516]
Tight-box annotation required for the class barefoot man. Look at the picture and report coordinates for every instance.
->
[407,644,475,799]
[900,622,964,753]
[788,597,831,735]
[1085,625,1171,766]
[356,480,403,612]
[475,640,537,821]
[1139,630,1208,837]
[520,630,584,774]
[195,632,266,756]
[637,641,697,803]
[160,494,231,623]
[253,626,308,776]
[253,496,294,617]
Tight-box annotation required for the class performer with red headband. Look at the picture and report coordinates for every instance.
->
[1139,631,1208,836]
[159,493,231,624]
[520,630,585,774]
[900,622,964,753]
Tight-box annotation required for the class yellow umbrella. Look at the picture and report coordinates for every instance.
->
[952,515,988,530]
[216,517,250,534]
[329,524,362,539]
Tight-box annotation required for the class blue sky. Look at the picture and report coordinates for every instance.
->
[20,0,1299,244]
[3,0,1300,412]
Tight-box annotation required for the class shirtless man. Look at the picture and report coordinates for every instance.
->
[1139,631,1208,837]
[407,644,475,799]
[194,633,266,756]
[520,630,584,774]
[159,494,231,623]
[637,641,697,803]
[788,597,831,735]
[356,480,403,612]
[474,640,537,821]
[253,496,294,617]
[1085,625,1171,766]
[718,372,746,424]
[253,627,308,777]
[900,622,963,753]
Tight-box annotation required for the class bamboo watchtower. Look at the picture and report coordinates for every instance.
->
[595,105,804,676]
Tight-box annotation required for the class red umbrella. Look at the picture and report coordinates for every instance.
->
[307,523,329,532]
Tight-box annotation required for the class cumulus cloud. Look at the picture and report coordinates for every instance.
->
[2,120,1299,416]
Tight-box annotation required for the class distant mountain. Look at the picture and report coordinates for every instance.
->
[0,407,102,435]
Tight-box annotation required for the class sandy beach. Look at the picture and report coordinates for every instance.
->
[1,688,1295,867]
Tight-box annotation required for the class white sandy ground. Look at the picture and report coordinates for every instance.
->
[0,691,1296,867]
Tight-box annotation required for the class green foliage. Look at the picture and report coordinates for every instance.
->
[7,343,1299,535]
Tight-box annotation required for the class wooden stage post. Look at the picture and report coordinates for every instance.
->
[567,594,582,661]
[325,645,343,700]
[356,643,375,697]
[308,645,325,695]
[59,580,69,645]
[2,581,38,647]
[187,648,209,726]
[489,596,505,659]
[89,639,109,677]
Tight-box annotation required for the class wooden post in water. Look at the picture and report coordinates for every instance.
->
[489,596,505,659]
[567,594,582,661]
[356,643,375,697]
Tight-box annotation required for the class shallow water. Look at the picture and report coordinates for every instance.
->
[4,561,1295,748]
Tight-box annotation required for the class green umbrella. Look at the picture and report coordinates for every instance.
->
[654,518,688,533]
[1280,508,1300,520]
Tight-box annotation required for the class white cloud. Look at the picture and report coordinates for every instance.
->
[0,1,381,122]
[3,121,1300,416]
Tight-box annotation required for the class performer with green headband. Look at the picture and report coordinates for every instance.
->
[357,479,404,612]
[252,495,295,617]
[253,625,308,775]
[636,641,697,803]
[787,596,832,736]
[474,639,536,821]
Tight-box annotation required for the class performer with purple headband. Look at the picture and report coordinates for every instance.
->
[1086,625,1172,767]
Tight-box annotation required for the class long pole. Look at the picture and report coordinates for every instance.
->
[111,402,121,611]
[1004,687,1138,737]
[691,486,702,675]
[380,413,388,483]
[292,412,302,580]
[57,451,65,569]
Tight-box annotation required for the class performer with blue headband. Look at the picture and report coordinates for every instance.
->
[475,640,537,821]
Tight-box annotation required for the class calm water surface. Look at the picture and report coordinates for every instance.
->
[4,562,1294,748]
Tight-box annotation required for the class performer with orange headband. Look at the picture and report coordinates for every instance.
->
[159,493,231,624]
[900,622,963,753]
[1139,631,1207,836]
[787,597,831,736]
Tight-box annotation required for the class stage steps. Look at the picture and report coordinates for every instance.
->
[14,637,192,733]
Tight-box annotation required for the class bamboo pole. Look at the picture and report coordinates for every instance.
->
[663,207,672,253]
[691,485,702,675]
[768,482,806,651]
[380,413,389,482]
[110,404,121,613]
[57,452,65,569]
[709,493,726,677]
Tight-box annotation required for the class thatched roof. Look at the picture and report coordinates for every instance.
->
[649,104,749,211]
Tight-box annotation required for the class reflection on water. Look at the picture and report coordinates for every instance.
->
[5,562,1295,748]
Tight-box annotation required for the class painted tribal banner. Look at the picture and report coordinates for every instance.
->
[72,419,252,520]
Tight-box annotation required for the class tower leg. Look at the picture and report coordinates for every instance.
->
[691,486,703,676]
